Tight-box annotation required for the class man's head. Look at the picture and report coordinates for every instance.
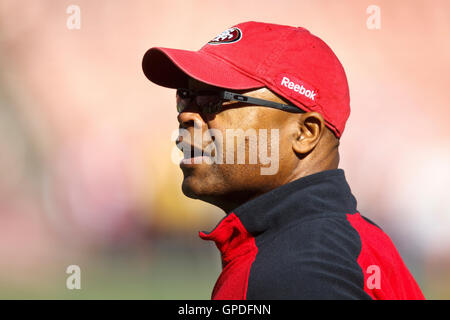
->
[142,21,348,212]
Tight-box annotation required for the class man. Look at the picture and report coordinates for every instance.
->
[142,21,425,299]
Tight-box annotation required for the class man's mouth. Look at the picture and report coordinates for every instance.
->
[179,144,212,166]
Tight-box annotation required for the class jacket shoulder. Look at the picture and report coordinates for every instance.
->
[246,214,371,299]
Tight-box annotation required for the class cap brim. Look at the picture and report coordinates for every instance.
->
[142,47,264,90]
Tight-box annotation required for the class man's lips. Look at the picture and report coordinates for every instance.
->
[180,156,211,166]
[176,142,212,166]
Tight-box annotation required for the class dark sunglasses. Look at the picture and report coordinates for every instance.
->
[176,88,304,114]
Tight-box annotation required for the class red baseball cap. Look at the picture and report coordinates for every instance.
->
[142,21,350,138]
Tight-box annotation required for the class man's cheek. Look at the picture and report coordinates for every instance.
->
[203,129,224,164]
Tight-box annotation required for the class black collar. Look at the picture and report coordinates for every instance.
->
[233,168,357,237]
[200,168,358,263]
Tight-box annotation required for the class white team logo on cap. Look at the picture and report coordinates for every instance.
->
[208,27,242,45]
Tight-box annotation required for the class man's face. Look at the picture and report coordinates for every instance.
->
[176,79,301,211]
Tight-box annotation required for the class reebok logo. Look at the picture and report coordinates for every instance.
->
[280,76,317,101]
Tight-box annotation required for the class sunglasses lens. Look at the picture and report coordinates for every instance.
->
[176,89,191,113]
[176,89,222,114]
[196,94,222,114]
[176,98,186,113]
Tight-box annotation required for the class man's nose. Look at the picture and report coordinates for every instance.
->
[177,111,205,130]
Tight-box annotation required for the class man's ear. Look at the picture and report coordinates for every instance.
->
[292,112,325,155]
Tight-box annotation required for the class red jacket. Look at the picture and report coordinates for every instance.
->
[200,169,425,300]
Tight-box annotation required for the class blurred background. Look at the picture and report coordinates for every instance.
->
[0,0,448,299]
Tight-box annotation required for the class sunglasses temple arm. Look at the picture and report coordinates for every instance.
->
[223,91,303,113]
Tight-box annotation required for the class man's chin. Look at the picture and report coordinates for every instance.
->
[181,174,210,199]
[181,174,223,203]
[181,177,200,199]
[180,162,215,198]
